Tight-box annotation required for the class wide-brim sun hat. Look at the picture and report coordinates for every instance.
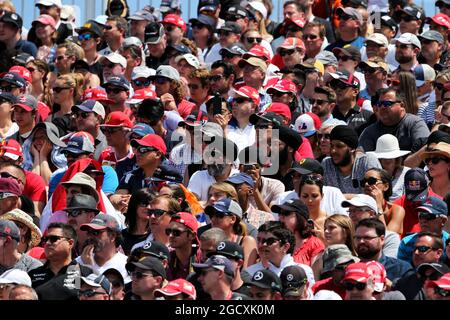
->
[0,209,42,248]
[367,134,410,159]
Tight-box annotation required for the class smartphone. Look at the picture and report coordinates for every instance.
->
[243,164,255,172]
[213,93,222,115]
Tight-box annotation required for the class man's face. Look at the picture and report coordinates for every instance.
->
[101,126,127,147]
[148,38,167,58]
[37,4,59,20]
[418,212,445,234]
[420,39,441,62]
[0,194,18,215]
[197,268,220,294]
[131,267,159,297]
[0,81,22,97]
[188,77,209,104]
[363,67,385,88]
[270,90,293,105]
[164,24,184,44]
[330,140,353,168]
[348,206,373,225]
[148,198,172,233]
[280,48,304,68]
[218,30,240,47]
[67,210,96,231]
[250,286,275,300]
[332,82,355,105]
[232,97,255,120]
[377,91,404,126]
[344,280,374,300]
[79,284,109,300]
[154,77,171,96]
[338,14,360,34]
[167,221,193,249]
[412,235,442,267]
[199,239,216,262]
[0,22,17,41]
[86,228,112,253]
[74,110,101,133]
[395,43,416,64]
[303,26,323,54]
[242,64,265,88]
[13,106,34,129]
[337,55,358,73]
[106,86,128,105]
[354,226,383,259]
[102,62,125,81]
[130,19,148,39]
[284,4,300,20]
[55,47,73,73]
[104,20,122,43]
[134,144,160,168]
[311,92,332,118]
[44,227,72,260]
[256,231,283,262]
[399,15,421,34]
[365,41,387,59]
[210,67,230,94]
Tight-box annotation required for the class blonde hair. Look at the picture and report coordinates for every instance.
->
[0,0,15,12]
[207,182,239,202]
[324,214,356,255]
[58,41,85,61]
[56,73,85,103]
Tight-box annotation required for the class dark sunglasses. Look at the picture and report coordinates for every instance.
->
[132,79,151,87]
[310,98,329,105]
[131,271,154,279]
[226,15,243,22]
[317,133,331,140]
[257,237,280,246]
[386,79,400,86]
[343,281,367,291]
[27,67,36,73]
[209,74,224,82]
[271,91,288,98]
[105,87,125,94]
[414,245,437,253]
[87,229,103,236]
[56,55,67,61]
[62,150,85,159]
[1,85,18,92]
[165,228,187,237]
[78,33,94,41]
[376,100,400,108]
[0,172,20,181]
[67,209,92,217]
[78,289,105,298]
[418,212,439,221]
[246,37,262,43]
[359,176,380,187]
[165,25,176,32]
[206,210,226,219]
[301,174,323,183]
[101,127,123,134]
[338,55,352,62]
[147,208,167,217]
[421,272,442,281]
[424,157,449,165]
[279,49,296,57]
[233,97,252,104]
[435,286,450,297]
[136,146,158,154]
[72,111,90,119]
[330,80,351,90]
[302,34,318,40]
[42,235,68,244]
[362,67,379,75]
[52,87,71,93]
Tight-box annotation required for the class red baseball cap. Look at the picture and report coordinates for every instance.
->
[0,139,23,160]
[131,134,167,155]
[232,85,260,105]
[425,13,450,30]
[154,279,197,299]
[278,37,305,51]
[266,102,291,122]
[126,88,157,104]
[242,44,271,62]
[32,14,56,29]
[170,212,199,233]
[101,111,133,128]
[365,261,386,293]
[162,14,187,32]
[343,262,371,283]
[266,79,298,95]
[306,112,321,130]
[82,88,114,104]
[9,66,32,84]
[286,14,306,29]
[430,273,450,290]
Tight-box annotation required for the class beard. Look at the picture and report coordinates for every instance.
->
[396,54,413,64]
[333,149,352,167]
[356,244,379,259]
[279,146,289,165]
[207,164,227,177]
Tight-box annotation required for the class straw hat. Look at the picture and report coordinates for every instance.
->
[421,142,450,160]
[0,209,42,248]
[367,134,410,159]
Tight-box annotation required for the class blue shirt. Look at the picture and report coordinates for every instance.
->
[397,231,450,265]
[324,36,366,51]
[378,254,414,282]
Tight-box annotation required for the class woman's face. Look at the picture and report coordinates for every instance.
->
[278,212,297,233]
[363,170,388,195]
[300,183,322,211]
[379,158,397,175]
[425,155,450,179]
[32,128,50,152]
[52,79,73,104]
[0,100,13,120]
[318,127,332,156]
[136,199,151,222]
[13,220,31,244]
[35,22,54,40]
[26,62,44,84]
[324,221,346,246]
[210,213,235,231]
[206,187,227,207]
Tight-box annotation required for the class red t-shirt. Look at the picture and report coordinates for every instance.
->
[312,277,346,299]
[177,99,197,120]
[24,171,47,202]
[295,138,314,161]
[394,187,441,239]
[292,236,325,266]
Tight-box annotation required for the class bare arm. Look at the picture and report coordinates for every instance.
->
[241,236,258,269]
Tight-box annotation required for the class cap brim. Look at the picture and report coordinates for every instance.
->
[81,277,102,288]
[154,288,182,297]
[65,206,100,213]
[283,288,303,297]
[367,150,410,159]
[301,130,316,137]
[271,204,293,213]
[13,103,33,112]
[343,276,369,283]
[406,189,428,202]
[80,223,108,231]
[249,281,272,290]
[288,167,313,175]
[3,152,20,160]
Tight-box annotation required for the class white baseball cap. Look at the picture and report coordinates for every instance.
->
[341,194,378,213]
[393,32,421,49]
[100,52,127,69]
[294,114,316,137]
[36,0,62,8]
[175,54,200,69]
[0,269,32,287]
[131,66,156,80]
[414,64,436,87]
[365,33,388,47]
[248,1,268,20]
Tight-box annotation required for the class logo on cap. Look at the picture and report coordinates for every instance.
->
[408,180,422,191]
[11,14,18,20]
[18,96,27,103]
[143,242,152,249]
[286,274,294,281]
[84,23,92,28]
[254,271,264,281]
[217,242,226,250]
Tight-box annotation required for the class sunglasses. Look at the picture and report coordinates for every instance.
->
[301,174,323,183]
[206,209,227,219]
[421,272,442,281]
[67,209,94,217]
[102,62,117,69]
[78,289,105,298]
[78,33,94,41]
[434,286,450,297]
[376,100,400,108]
[155,77,170,84]
[362,67,380,75]
[0,172,20,181]
[136,146,158,154]
[87,229,104,236]
[257,237,280,246]
[52,87,71,93]
[310,99,329,105]
[101,127,123,134]
[105,87,125,94]
[226,15,244,22]
[424,157,449,165]
[233,97,252,104]
[56,55,67,61]
[72,111,90,119]
[209,74,224,82]
[386,79,400,86]
[27,67,37,73]
[414,245,437,253]
[131,271,154,279]
[246,37,262,43]
[165,25,177,32]
[165,228,187,237]
[0,85,19,92]
[147,208,167,217]
[343,281,367,291]
[279,49,296,57]
[338,55,352,62]
[418,212,439,221]
[317,133,331,140]
[42,235,68,244]
[359,176,381,187]
[302,34,318,40]
[271,91,288,98]
[330,80,352,90]
[132,79,151,87]
[396,44,412,50]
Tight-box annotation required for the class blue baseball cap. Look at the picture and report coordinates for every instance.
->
[404,168,429,202]
[193,254,236,276]
[417,197,448,217]
[204,198,243,218]
[63,133,95,154]
[0,92,17,104]
[189,14,216,28]
[226,173,255,187]
[104,75,131,91]
[131,123,154,138]
[168,43,191,55]
[1,72,26,88]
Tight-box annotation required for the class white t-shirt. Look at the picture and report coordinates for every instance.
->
[390,166,409,201]
[188,167,240,201]
[275,186,348,215]
[226,123,256,153]
[75,251,131,284]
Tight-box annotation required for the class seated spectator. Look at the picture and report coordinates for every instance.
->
[248,269,283,300]
[126,256,167,300]
[79,274,112,300]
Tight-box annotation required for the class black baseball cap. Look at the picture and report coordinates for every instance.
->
[0,12,23,29]
[250,269,282,292]
[126,256,167,279]
[219,43,247,57]
[280,265,308,297]
[417,263,450,278]
[64,194,99,213]
[249,112,284,128]
[0,92,17,104]
[75,20,104,37]
[133,240,170,261]
[217,21,242,34]
[289,158,324,175]
[207,240,244,260]
[271,199,310,220]
[144,22,164,44]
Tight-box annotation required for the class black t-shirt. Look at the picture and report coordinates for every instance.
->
[121,228,149,256]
